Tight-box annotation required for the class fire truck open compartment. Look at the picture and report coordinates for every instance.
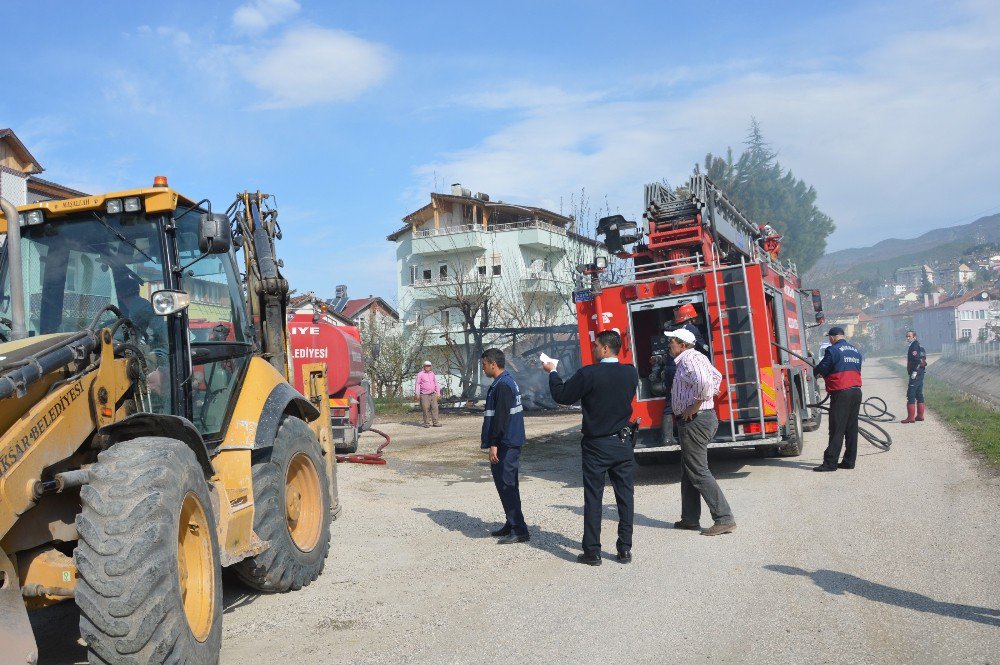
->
[629,294,710,401]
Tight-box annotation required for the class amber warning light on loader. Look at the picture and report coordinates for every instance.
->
[153,175,168,187]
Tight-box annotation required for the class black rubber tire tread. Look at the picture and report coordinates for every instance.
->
[802,408,822,432]
[778,389,805,457]
[75,437,223,665]
[232,416,331,592]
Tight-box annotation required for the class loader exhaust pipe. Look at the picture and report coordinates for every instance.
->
[1,197,28,340]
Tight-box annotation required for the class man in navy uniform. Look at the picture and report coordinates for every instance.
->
[812,327,864,472]
[544,330,639,566]
[900,330,927,424]
[481,348,530,544]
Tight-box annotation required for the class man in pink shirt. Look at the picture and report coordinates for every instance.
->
[664,328,736,537]
[415,360,442,428]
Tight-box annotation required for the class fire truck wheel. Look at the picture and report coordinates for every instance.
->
[802,408,822,432]
[76,437,223,665]
[778,403,805,457]
[233,416,331,592]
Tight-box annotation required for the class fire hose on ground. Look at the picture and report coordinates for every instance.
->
[807,393,894,451]
[336,427,391,465]
[771,341,894,451]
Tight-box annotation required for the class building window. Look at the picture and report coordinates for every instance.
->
[477,256,487,277]
[440,309,449,327]
[422,267,432,281]
[961,329,972,339]
[491,253,502,277]
[438,262,448,280]
[409,265,418,285]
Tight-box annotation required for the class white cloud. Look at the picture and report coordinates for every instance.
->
[232,0,300,34]
[419,3,1000,250]
[237,26,391,109]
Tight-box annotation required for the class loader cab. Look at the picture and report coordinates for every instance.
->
[0,188,253,441]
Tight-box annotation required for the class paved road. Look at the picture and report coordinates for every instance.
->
[35,361,1000,663]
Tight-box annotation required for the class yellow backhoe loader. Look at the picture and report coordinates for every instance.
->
[0,179,339,664]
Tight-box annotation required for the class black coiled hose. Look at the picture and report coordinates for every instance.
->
[807,393,895,451]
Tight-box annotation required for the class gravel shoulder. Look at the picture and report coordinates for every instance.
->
[34,361,1000,664]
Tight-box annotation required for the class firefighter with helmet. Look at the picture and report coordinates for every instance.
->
[673,303,708,356]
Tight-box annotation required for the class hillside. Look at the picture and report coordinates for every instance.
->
[807,213,1000,282]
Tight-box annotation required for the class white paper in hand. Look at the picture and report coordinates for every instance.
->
[539,353,559,370]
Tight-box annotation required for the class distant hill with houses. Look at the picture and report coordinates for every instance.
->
[806,213,1000,283]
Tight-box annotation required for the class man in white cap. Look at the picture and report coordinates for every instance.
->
[663,328,736,536]
[415,360,442,427]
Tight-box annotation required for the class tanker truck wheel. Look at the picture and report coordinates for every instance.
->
[76,437,223,664]
[233,416,331,592]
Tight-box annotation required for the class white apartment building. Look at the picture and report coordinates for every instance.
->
[387,184,605,394]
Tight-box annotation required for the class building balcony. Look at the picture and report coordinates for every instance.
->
[409,220,570,255]
[411,225,488,255]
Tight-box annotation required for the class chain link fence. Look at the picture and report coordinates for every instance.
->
[941,341,1000,367]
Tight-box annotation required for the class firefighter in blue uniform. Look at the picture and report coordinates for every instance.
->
[480,348,530,544]
[900,330,927,424]
[812,327,864,472]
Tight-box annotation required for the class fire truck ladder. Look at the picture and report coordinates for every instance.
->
[711,252,766,442]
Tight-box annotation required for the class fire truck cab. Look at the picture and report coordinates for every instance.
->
[574,175,825,461]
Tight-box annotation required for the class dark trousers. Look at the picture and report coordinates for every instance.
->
[677,410,734,525]
[660,399,676,445]
[581,436,635,555]
[906,373,925,404]
[824,388,862,467]
[491,445,527,535]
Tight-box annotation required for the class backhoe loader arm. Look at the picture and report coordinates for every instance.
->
[230,192,289,379]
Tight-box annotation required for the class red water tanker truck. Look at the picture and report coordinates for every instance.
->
[287,306,375,454]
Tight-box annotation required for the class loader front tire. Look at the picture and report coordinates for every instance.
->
[76,437,223,664]
[233,416,331,592]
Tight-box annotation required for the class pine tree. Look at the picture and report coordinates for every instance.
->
[703,119,835,273]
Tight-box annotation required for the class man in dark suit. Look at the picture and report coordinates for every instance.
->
[544,330,639,566]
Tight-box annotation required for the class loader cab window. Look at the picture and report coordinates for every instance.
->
[175,211,252,439]
[0,213,173,412]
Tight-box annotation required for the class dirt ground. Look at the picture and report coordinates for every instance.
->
[32,360,1000,664]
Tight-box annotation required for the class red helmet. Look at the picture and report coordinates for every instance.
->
[674,303,697,323]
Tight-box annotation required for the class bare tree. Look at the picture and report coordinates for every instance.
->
[362,318,429,399]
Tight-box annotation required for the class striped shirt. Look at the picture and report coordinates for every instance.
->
[671,348,722,415]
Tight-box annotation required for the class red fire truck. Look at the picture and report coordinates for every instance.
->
[574,175,825,462]
[287,301,375,454]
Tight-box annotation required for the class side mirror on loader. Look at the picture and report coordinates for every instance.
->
[810,289,825,324]
[199,213,232,255]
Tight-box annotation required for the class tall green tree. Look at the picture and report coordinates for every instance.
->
[703,119,835,273]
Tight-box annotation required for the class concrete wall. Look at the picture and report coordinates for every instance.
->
[927,358,1000,409]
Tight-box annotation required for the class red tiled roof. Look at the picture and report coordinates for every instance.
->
[341,297,399,320]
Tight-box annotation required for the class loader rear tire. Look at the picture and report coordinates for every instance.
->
[233,416,331,592]
[75,437,223,665]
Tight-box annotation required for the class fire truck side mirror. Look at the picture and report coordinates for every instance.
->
[810,289,823,314]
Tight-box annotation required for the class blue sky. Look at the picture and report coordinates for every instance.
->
[5,0,999,302]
